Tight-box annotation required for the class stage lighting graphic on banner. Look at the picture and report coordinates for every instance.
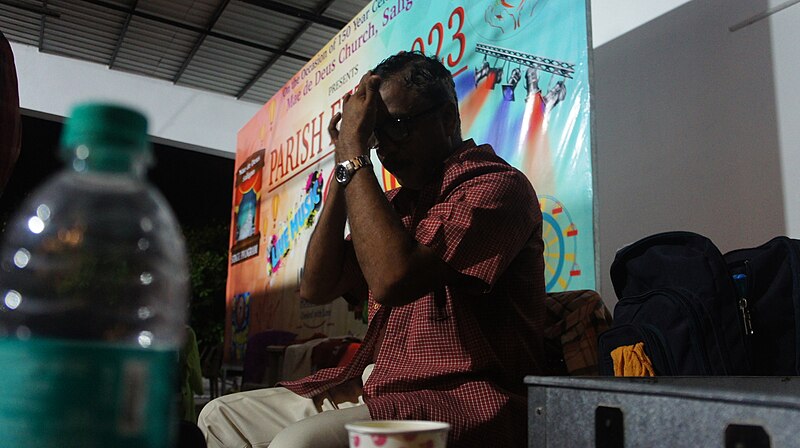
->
[225,0,595,362]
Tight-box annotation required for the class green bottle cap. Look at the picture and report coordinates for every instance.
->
[60,102,149,171]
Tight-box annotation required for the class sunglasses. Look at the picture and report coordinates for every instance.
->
[374,102,445,144]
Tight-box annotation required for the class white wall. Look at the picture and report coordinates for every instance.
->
[590,0,692,47]
[591,0,800,306]
[769,1,800,238]
[11,41,260,158]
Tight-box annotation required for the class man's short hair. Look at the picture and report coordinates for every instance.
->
[373,51,459,108]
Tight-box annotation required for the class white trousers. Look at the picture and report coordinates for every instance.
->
[197,365,373,448]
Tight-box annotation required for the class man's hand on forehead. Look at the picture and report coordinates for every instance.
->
[335,71,385,159]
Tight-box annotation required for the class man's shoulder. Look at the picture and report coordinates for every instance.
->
[445,141,533,189]
[449,140,512,170]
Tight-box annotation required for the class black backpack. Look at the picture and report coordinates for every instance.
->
[598,231,800,376]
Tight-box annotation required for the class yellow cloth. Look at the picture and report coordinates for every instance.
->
[610,342,655,376]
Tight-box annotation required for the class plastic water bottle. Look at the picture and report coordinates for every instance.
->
[0,103,188,447]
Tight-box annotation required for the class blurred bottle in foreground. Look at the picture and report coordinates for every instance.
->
[0,103,188,447]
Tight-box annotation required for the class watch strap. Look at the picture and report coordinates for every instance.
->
[336,154,372,186]
[349,154,372,170]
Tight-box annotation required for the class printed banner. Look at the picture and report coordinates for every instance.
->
[225,0,595,362]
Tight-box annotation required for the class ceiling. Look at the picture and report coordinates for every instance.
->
[0,0,371,105]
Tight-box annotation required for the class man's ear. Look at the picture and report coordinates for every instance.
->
[441,102,459,137]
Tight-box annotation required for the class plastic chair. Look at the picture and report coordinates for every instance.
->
[200,342,224,398]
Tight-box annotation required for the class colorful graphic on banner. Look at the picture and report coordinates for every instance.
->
[266,171,324,276]
[225,0,594,362]
[230,292,251,362]
[231,151,264,264]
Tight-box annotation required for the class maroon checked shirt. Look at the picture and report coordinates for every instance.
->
[281,140,547,447]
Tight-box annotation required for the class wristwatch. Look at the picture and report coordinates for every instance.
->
[335,155,372,186]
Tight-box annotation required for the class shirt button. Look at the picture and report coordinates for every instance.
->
[372,303,380,310]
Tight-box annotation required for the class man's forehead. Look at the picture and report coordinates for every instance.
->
[379,80,426,116]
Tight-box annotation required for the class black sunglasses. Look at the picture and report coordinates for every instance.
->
[374,102,445,144]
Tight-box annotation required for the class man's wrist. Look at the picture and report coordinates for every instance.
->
[335,154,373,186]
[335,136,370,162]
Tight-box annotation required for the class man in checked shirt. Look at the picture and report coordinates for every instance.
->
[198,52,547,448]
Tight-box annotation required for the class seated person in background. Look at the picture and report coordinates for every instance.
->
[198,51,547,448]
[179,325,204,423]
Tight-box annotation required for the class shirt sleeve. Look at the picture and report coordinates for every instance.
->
[414,169,538,289]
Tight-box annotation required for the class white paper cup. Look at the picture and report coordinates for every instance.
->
[345,420,450,448]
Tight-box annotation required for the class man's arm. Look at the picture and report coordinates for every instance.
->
[335,74,478,307]
[298,116,364,305]
[343,160,469,307]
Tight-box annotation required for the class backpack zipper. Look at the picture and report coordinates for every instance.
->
[639,324,678,375]
[618,289,714,374]
[733,262,754,336]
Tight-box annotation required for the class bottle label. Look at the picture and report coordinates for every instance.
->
[0,338,177,448]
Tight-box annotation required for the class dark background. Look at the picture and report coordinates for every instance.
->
[0,115,234,227]
[0,114,234,348]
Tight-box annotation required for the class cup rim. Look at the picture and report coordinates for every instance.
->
[345,420,450,435]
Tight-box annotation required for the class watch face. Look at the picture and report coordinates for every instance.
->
[335,164,350,184]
